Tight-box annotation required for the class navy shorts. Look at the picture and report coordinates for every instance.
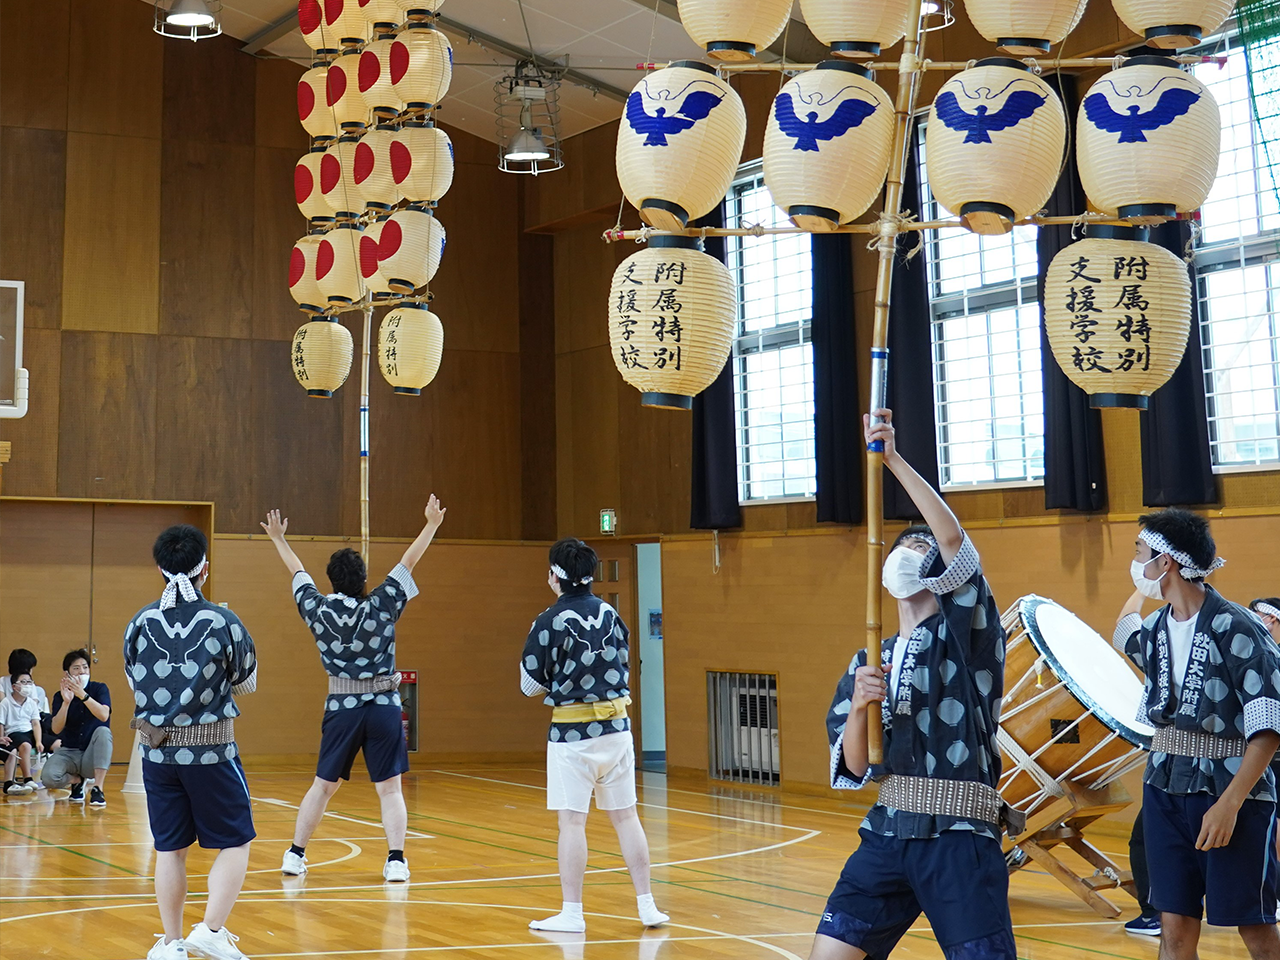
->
[142,757,256,852]
[1144,783,1278,926]
[316,704,409,784]
[816,829,1017,960]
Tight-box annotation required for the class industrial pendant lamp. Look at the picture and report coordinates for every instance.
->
[496,60,563,174]
[505,105,551,162]
[154,0,222,40]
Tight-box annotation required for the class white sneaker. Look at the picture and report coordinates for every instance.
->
[281,850,308,876]
[184,923,247,960]
[383,858,410,882]
[147,935,188,959]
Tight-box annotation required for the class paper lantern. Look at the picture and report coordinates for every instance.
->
[295,146,334,223]
[391,121,454,204]
[359,33,404,118]
[1077,56,1220,223]
[298,62,337,141]
[391,23,453,110]
[354,125,403,213]
[798,0,914,58]
[676,0,793,61]
[377,207,446,294]
[327,48,369,131]
[292,318,354,398]
[359,0,402,25]
[321,134,364,217]
[608,238,735,410]
[962,0,1089,56]
[1111,0,1233,48]
[322,0,369,44]
[925,58,1065,234]
[380,303,444,394]
[763,61,894,231]
[316,221,366,306]
[299,0,333,51]
[617,61,747,232]
[395,0,443,15]
[1044,229,1191,408]
[360,216,397,297]
[289,232,328,314]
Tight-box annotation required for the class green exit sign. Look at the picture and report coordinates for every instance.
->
[600,509,617,535]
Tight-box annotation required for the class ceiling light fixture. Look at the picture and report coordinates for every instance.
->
[153,0,222,41]
[495,61,564,175]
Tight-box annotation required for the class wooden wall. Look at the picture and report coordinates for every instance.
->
[0,0,536,541]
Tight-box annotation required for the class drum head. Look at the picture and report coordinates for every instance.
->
[1020,595,1154,748]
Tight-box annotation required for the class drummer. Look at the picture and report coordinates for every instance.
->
[810,408,1018,960]
[1113,510,1280,959]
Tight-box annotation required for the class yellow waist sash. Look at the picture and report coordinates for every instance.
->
[551,696,631,723]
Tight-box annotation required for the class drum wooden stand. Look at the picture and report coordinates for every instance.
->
[1002,778,1140,918]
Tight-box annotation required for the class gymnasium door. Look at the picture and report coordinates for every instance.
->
[635,542,666,770]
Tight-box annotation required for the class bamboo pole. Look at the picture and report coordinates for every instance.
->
[360,302,373,561]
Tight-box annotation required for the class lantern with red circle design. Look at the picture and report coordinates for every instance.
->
[316,221,366,306]
[355,125,402,213]
[327,46,369,131]
[295,146,334,223]
[360,216,397,298]
[391,121,454,204]
[359,0,402,26]
[298,61,337,141]
[321,134,364,218]
[390,22,453,111]
[359,30,404,118]
[290,232,328,314]
[322,0,368,44]
[377,207,446,295]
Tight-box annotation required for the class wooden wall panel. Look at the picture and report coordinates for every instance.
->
[253,146,308,342]
[523,123,623,233]
[556,346,620,537]
[0,0,70,130]
[162,31,256,145]
[553,222,622,356]
[0,126,66,329]
[0,328,61,496]
[61,133,161,334]
[519,221,557,541]
[160,140,255,338]
[255,57,308,151]
[618,386,693,536]
[66,0,163,139]
[57,333,157,500]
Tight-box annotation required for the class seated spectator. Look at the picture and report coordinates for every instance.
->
[0,672,43,794]
[44,649,112,807]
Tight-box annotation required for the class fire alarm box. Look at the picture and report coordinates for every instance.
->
[400,670,418,752]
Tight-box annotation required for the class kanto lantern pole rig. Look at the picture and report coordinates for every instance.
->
[360,301,373,561]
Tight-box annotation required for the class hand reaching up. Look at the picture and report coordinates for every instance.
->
[425,495,447,527]
[260,509,289,542]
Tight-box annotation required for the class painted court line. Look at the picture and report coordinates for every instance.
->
[256,797,434,840]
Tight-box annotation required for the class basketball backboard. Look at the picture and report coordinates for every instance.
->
[0,280,27,420]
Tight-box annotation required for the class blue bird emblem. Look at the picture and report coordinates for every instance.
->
[626,80,726,146]
[1083,80,1201,143]
[934,84,1048,144]
[774,91,878,152]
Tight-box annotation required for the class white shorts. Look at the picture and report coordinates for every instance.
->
[546,731,637,812]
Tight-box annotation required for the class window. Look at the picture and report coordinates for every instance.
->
[916,126,1046,488]
[727,166,818,502]
[1192,36,1280,470]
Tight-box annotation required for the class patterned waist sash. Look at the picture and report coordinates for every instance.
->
[551,696,631,724]
[1151,725,1247,759]
[328,674,400,696]
[131,717,234,748]
[878,774,1026,836]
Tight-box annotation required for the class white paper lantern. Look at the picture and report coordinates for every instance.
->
[360,216,397,297]
[925,58,1066,234]
[354,125,402,213]
[617,61,747,232]
[608,238,736,409]
[963,0,1090,56]
[391,22,453,110]
[321,134,364,217]
[359,33,404,117]
[322,0,369,44]
[391,122,454,204]
[316,221,366,306]
[299,0,333,51]
[798,0,914,58]
[1077,56,1220,223]
[1111,0,1234,49]
[298,62,337,141]
[377,207,446,294]
[763,61,894,230]
[290,232,328,314]
[295,146,334,222]
[358,0,402,26]
[676,0,793,61]
[395,0,444,14]
[292,317,354,398]
[380,303,444,395]
[327,48,369,131]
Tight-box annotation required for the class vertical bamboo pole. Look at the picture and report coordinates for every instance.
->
[360,302,373,560]
[866,1,927,764]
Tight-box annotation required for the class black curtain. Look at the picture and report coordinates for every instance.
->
[883,120,942,521]
[812,233,863,524]
[1139,220,1218,506]
[690,204,744,529]
[1038,74,1108,512]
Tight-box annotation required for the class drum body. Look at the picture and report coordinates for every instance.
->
[998,595,1153,815]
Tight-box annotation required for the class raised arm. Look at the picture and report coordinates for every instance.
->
[865,408,963,563]
[261,510,306,577]
[399,495,446,573]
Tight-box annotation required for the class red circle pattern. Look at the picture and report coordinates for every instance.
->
[289,246,307,287]
[326,65,348,107]
[359,50,381,93]
[316,240,336,281]
[389,140,411,184]
[379,218,403,260]
[295,163,315,204]
[389,41,409,84]
[320,153,341,193]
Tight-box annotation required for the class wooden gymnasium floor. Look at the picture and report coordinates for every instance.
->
[0,763,1257,959]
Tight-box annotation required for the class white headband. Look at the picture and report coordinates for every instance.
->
[1256,602,1280,620]
[160,555,207,611]
[1139,529,1224,580]
[551,563,593,586]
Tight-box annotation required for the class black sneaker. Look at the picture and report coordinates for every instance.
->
[68,781,84,802]
[89,786,106,808]
[1124,915,1161,936]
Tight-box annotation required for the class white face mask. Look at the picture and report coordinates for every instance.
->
[1130,555,1168,600]
[15,683,33,697]
[72,672,89,688]
[883,546,928,600]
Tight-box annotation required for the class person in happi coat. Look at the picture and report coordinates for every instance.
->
[811,408,1019,960]
[262,496,445,883]
[520,537,669,935]
[1114,509,1280,960]
[124,524,258,960]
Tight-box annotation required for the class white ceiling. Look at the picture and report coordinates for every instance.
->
[175,0,719,144]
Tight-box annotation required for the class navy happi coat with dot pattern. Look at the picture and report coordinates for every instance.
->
[124,593,258,765]
[521,586,631,743]
[826,536,1008,839]
[1115,585,1280,801]
[292,564,417,713]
